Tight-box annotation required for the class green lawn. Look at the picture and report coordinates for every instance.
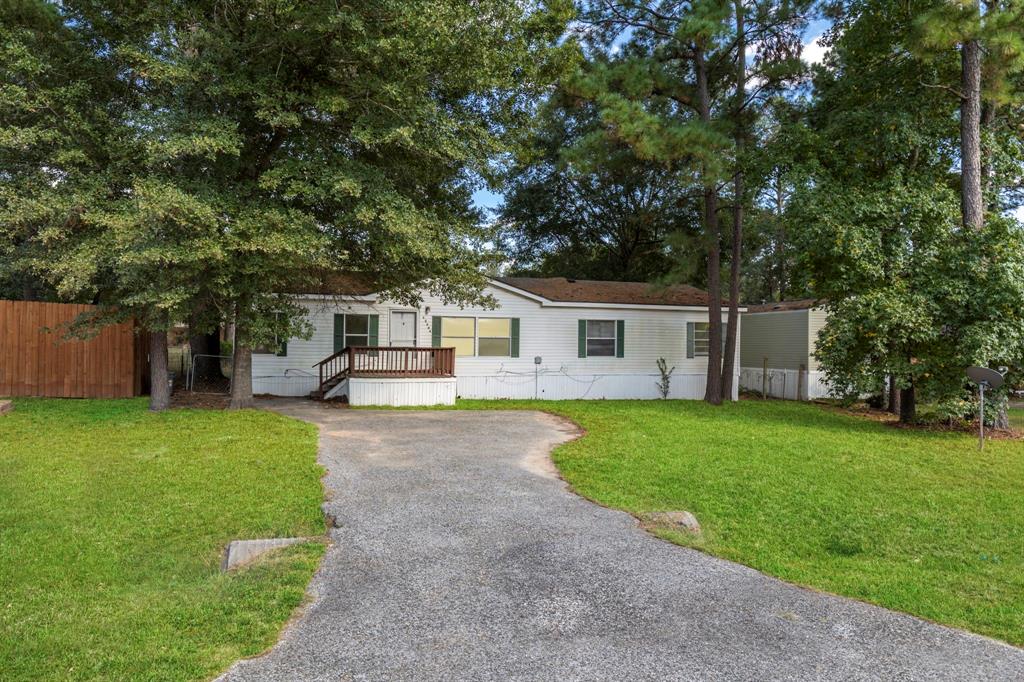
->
[453,399,1024,645]
[1010,406,1024,431]
[0,399,325,681]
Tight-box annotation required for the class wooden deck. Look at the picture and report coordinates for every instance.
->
[313,346,455,398]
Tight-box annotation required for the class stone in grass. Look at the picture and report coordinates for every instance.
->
[0,400,12,415]
[221,537,308,571]
[646,511,701,534]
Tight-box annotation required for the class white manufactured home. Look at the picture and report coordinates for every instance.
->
[250,277,741,406]
[738,299,831,400]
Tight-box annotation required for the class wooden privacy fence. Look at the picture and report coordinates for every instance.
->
[0,300,148,398]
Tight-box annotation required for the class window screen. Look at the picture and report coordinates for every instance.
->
[586,320,616,357]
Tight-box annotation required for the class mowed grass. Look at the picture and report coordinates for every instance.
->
[453,399,1024,645]
[1010,407,1024,432]
[0,399,325,681]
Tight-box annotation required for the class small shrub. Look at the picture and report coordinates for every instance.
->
[656,358,675,399]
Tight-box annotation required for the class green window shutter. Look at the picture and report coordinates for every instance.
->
[510,318,520,358]
[333,314,345,352]
[276,339,287,357]
[431,316,442,347]
[722,321,728,354]
[368,314,379,346]
[686,322,695,359]
[615,320,625,358]
[577,319,587,358]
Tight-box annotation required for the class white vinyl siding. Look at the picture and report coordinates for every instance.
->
[250,282,738,399]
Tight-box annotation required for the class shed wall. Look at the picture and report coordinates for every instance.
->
[739,309,810,371]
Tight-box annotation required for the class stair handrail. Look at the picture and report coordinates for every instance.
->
[313,347,351,392]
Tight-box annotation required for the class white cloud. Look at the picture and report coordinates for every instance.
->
[803,34,827,66]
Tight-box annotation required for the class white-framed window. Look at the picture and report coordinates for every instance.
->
[692,322,710,357]
[585,319,616,357]
[440,317,476,357]
[343,313,370,348]
[439,316,514,357]
[478,318,512,357]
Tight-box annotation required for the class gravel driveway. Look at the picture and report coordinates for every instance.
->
[220,403,1023,681]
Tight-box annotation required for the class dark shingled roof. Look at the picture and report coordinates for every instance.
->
[744,298,822,313]
[496,277,721,307]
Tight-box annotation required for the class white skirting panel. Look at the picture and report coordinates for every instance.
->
[739,367,831,400]
[252,373,318,397]
[250,370,741,402]
[455,371,738,401]
[347,377,457,407]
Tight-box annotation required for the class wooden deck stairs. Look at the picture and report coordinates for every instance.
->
[311,346,455,401]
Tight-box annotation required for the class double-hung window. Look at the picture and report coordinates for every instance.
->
[333,313,379,352]
[478,318,512,357]
[343,314,370,348]
[578,319,623,358]
[585,320,617,357]
[440,317,476,357]
[691,322,710,357]
[686,321,727,358]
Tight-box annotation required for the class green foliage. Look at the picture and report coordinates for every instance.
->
[914,0,1024,107]
[791,0,1024,414]
[656,357,676,398]
[0,398,325,680]
[497,92,699,281]
[501,0,813,312]
[1,0,574,346]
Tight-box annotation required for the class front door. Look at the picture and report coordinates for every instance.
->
[389,311,417,347]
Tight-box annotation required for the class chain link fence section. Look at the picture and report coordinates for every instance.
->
[187,354,233,394]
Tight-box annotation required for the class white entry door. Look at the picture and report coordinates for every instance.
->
[389,311,417,347]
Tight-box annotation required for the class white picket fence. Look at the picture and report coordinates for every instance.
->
[739,367,832,401]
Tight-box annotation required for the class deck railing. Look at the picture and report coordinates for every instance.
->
[314,346,455,395]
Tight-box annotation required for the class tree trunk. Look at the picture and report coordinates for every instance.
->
[960,32,1009,427]
[149,325,171,412]
[981,101,997,204]
[899,380,916,424]
[775,173,786,301]
[696,46,723,405]
[721,0,745,403]
[228,302,254,409]
[887,373,901,416]
[961,37,983,231]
